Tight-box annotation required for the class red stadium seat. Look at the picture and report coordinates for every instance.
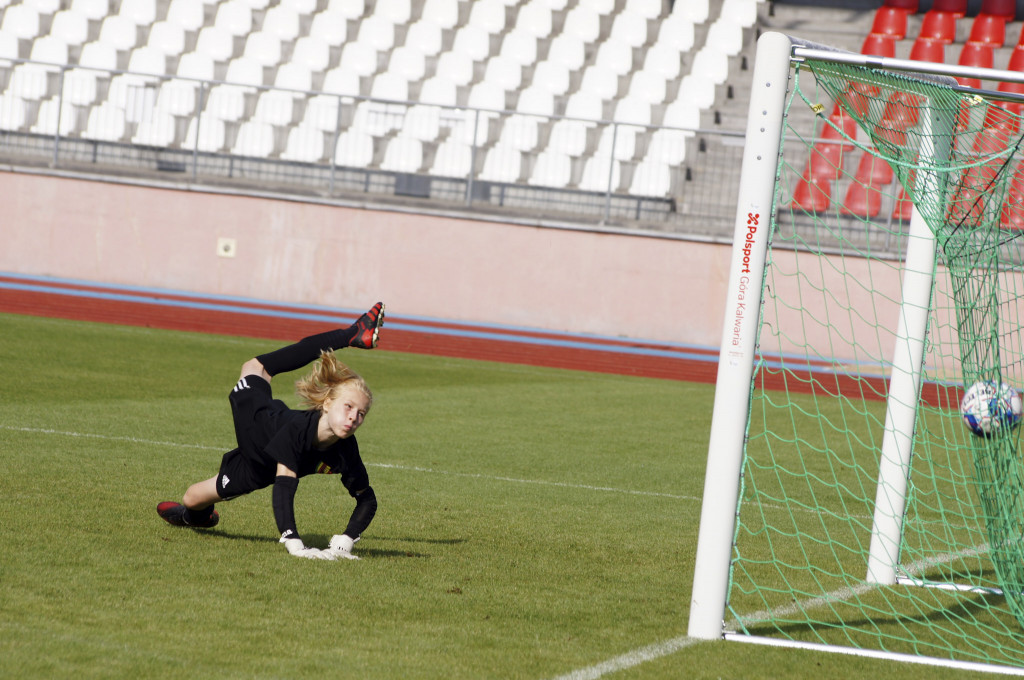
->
[910,36,946,62]
[842,152,894,218]
[968,13,1006,46]
[861,32,897,57]
[792,175,832,213]
[1002,164,1024,229]
[854,149,894,186]
[983,101,1023,134]
[956,41,994,88]
[892,188,914,222]
[871,7,908,39]
[883,0,918,11]
[919,10,957,43]
[980,0,1015,18]
[1007,44,1024,70]
[931,0,967,18]
[841,180,883,218]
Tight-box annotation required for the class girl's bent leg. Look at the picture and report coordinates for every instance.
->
[183,476,221,510]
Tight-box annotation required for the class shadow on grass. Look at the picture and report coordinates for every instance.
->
[179,529,462,558]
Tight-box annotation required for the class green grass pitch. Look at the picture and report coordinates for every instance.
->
[0,313,999,679]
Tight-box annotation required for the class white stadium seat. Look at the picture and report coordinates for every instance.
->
[626,70,667,105]
[242,32,282,68]
[529,149,572,188]
[479,144,522,182]
[79,41,118,71]
[214,0,253,37]
[132,110,177,146]
[156,78,200,116]
[546,119,588,156]
[183,116,226,152]
[309,10,349,46]
[515,86,554,117]
[357,15,395,52]
[70,0,108,21]
[468,0,507,34]
[579,154,620,192]
[232,120,276,157]
[547,34,585,71]
[334,129,375,167]
[418,76,457,107]
[325,0,365,19]
[339,42,378,78]
[3,1,41,38]
[516,0,553,38]
[404,20,444,57]
[147,21,187,57]
[562,5,600,42]
[388,46,427,82]
[83,101,128,141]
[31,96,79,135]
[194,26,236,63]
[422,0,459,30]
[127,46,168,76]
[290,36,331,73]
[434,51,473,87]
[647,128,689,165]
[579,65,619,101]
[595,39,633,76]
[281,124,326,163]
[610,10,648,48]
[274,63,313,94]
[452,24,491,62]
[177,51,216,81]
[428,138,472,177]
[119,0,157,25]
[499,30,538,67]
[253,90,296,126]
[224,56,265,89]
[483,56,522,92]
[321,68,361,97]
[166,0,206,32]
[628,158,672,196]
[48,10,90,47]
[625,0,662,20]
[301,94,341,131]
[375,0,411,24]
[497,113,540,152]
[204,84,248,121]
[400,104,441,142]
[98,15,139,51]
[261,3,301,41]
[380,136,423,172]
[61,67,100,106]
[0,93,27,130]
[529,60,570,96]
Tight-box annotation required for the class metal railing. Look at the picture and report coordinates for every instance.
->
[0,57,747,237]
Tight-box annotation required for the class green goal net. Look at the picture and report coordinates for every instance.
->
[694,33,1024,673]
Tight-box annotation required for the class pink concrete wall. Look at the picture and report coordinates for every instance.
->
[0,171,731,346]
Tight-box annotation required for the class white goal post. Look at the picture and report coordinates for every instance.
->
[687,29,1024,674]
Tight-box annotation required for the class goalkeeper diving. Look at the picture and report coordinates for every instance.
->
[156,302,385,561]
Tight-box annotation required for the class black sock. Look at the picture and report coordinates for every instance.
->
[183,505,214,523]
[272,476,300,540]
[256,328,354,376]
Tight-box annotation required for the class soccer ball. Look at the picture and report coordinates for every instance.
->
[960,380,1023,437]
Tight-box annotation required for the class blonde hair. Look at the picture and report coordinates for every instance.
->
[295,350,373,412]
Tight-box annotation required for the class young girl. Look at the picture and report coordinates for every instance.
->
[157,302,385,561]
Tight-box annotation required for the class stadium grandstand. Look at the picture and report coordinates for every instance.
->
[0,0,1017,240]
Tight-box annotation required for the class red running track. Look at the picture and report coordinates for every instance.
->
[0,274,720,384]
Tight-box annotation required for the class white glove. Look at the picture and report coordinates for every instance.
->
[326,534,361,560]
[281,537,337,561]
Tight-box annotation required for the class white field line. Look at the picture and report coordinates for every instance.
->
[0,425,697,501]
[549,544,993,680]
[8,424,995,678]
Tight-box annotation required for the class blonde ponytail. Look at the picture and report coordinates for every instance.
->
[295,350,373,412]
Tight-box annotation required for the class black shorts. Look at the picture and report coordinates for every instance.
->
[216,448,276,500]
[217,374,280,500]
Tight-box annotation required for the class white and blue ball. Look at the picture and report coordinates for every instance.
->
[961,380,1023,437]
